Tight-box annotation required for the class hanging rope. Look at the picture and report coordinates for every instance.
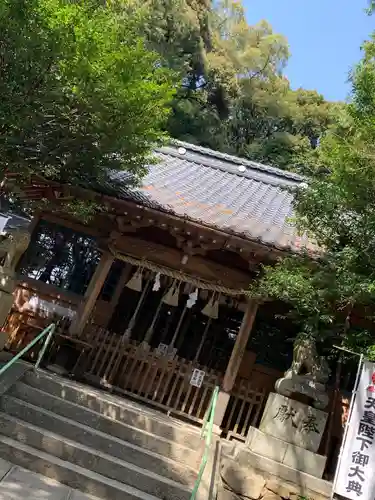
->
[109,246,246,297]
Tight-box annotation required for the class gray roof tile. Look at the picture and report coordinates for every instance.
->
[101,141,311,252]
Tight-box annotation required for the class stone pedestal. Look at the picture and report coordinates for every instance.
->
[246,393,328,478]
[259,393,328,452]
[246,428,327,478]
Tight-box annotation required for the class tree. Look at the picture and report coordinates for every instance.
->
[137,0,298,153]
[221,81,337,172]
[249,32,375,358]
[0,0,175,191]
[138,0,335,172]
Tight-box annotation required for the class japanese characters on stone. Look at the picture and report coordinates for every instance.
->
[335,361,375,500]
[273,403,320,434]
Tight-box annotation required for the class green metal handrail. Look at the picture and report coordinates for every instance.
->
[0,323,56,377]
[190,385,219,500]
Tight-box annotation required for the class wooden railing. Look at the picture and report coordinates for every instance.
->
[82,327,222,424]
[5,309,71,355]
[5,280,79,354]
[2,305,350,483]
[222,376,266,441]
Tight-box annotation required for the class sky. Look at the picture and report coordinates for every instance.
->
[244,0,374,102]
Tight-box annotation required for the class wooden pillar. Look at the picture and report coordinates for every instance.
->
[27,211,42,237]
[101,263,131,329]
[69,252,114,335]
[13,212,41,274]
[213,299,258,429]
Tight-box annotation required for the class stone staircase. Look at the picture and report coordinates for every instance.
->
[0,368,207,500]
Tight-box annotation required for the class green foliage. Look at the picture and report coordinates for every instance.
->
[250,33,375,352]
[132,0,336,171]
[0,0,175,188]
[250,255,339,336]
[367,0,375,14]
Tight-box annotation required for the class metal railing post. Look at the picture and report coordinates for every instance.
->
[35,323,56,370]
[0,323,56,378]
[190,385,219,500]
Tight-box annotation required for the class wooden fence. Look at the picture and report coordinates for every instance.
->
[222,377,266,441]
[2,301,348,465]
[82,327,223,424]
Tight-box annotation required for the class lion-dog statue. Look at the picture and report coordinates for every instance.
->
[275,333,330,409]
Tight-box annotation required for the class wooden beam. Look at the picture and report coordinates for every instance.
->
[69,252,114,335]
[3,212,40,279]
[34,182,285,259]
[40,212,107,238]
[116,201,282,258]
[26,211,42,238]
[16,277,82,307]
[109,232,253,290]
[222,300,258,392]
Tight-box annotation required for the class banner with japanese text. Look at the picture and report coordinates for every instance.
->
[335,360,375,499]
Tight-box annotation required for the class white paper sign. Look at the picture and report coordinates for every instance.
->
[335,360,375,499]
[190,369,205,388]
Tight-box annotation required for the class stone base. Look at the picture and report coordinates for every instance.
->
[259,393,328,452]
[219,460,330,500]
[246,427,327,478]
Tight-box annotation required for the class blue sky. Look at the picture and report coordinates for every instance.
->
[244,0,374,102]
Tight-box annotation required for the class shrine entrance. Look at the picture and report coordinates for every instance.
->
[78,257,262,425]
[81,327,222,424]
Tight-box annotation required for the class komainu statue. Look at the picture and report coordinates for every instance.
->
[275,333,330,410]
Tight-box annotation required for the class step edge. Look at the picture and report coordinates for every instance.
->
[0,434,161,500]
[1,395,198,471]
[0,410,193,492]
[27,370,202,436]
[11,383,198,452]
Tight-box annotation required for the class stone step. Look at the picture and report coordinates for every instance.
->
[0,434,163,500]
[24,370,203,451]
[0,463,101,500]
[0,413,192,500]
[8,382,201,468]
[0,395,198,485]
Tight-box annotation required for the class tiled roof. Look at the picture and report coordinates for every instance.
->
[100,141,311,253]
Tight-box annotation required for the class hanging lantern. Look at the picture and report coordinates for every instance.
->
[162,280,180,307]
[202,292,220,319]
[125,267,143,292]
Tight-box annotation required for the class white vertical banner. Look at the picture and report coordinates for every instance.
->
[335,360,375,499]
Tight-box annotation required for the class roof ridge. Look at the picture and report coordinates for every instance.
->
[169,139,304,183]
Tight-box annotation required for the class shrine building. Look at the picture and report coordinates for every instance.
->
[1,141,345,479]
